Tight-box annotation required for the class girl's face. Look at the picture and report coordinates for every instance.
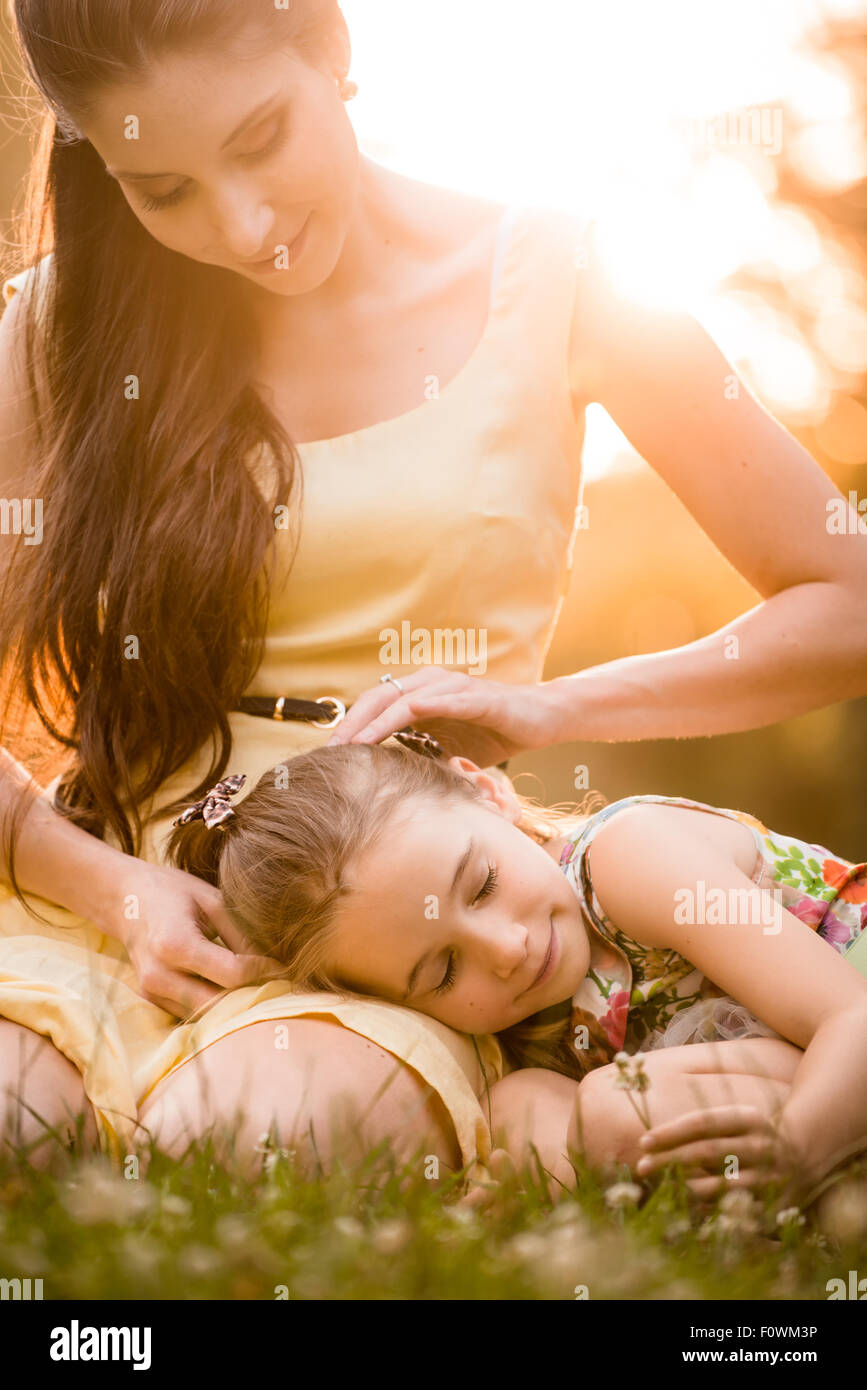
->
[327,760,592,1034]
[80,18,359,295]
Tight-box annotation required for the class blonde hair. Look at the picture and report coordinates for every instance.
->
[166,741,604,1080]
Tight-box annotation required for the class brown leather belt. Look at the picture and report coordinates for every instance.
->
[234,694,509,770]
[235,694,347,728]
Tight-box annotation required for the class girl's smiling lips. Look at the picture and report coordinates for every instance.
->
[519,919,558,998]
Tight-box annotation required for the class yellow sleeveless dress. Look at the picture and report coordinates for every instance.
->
[0,202,592,1168]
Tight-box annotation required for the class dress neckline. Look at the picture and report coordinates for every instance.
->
[295,203,527,452]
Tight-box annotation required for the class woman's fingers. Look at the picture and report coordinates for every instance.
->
[326,669,466,745]
[139,968,223,1020]
[173,933,286,991]
[190,891,254,957]
[343,684,496,750]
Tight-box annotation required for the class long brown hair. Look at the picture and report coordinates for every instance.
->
[166,741,603,1080]
[0,1,343,910]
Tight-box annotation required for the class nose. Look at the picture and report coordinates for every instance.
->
[209,183,276,261]
[463,918,529,980]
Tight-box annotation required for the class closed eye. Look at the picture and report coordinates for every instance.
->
[432,864,499,996]
[474,863,499,902]
[139,115,290,213]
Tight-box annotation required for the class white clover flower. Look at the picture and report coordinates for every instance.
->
[215,1214,255,1249]
[663,1217,692,1242]
[444,1205,479,1226]
[370,1219,412,1255]
[160,1193,192,1221]
[177,1244,222,1280]
[719,1188,759,1217]
[715,1212,761,1239]
[604,1181,643,1210]
[502,1231,549,1264]
[262,1147,290,1175]
[61,1164,156,1225]
[332,1216,364,1241]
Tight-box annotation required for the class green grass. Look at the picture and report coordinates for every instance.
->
[1,1127,865,1300]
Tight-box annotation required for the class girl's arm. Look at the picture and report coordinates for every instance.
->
[585,801,867,1191]
[486,1037,800,1195]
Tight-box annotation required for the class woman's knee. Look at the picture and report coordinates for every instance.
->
[138,1018,463,1179]
[0,1018,99,1167]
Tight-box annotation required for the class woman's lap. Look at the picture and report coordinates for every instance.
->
[0,1017,100,1166]
[137,1017,464,1179]
[135,984,503,1171]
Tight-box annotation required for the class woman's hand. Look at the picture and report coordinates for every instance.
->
[326,666,563,762]
[111,860,285,1019]
[634,1103,818,1204]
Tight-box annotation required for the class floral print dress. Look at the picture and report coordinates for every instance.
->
[558,794,867,1069]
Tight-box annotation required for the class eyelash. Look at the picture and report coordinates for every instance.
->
[433,864,499,996]
[140,118,289,212]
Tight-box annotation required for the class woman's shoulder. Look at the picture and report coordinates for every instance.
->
[397,172,591,276]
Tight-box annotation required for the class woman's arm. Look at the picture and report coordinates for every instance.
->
[0,747,278,1015]
[586,801,867,1190]
[542,242,867,742]
[0,746,134,927]
[329,248,867,756]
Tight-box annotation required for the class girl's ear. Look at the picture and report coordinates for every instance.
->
[445,756,522,824]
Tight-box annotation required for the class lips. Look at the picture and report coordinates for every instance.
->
[242,217,309,266]
[522,921,554,996]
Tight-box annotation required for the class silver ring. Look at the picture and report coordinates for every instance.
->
[379,673,404,694]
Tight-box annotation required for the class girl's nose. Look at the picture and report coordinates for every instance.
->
[482,923,530,980]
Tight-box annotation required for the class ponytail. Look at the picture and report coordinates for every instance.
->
[166,814,234,888]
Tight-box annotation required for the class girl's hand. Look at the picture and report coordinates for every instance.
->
[455,1148,518,1213]
[634,1103,815,1203]
[112,861,285,1019]
[325,666,562,762]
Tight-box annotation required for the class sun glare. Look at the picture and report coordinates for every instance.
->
[346,0,867,475]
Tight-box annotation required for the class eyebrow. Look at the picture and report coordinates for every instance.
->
[401,837,475,1001]
[106,93,283,181]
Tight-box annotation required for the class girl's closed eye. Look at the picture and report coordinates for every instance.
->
[139,114,291,213]
[433,863,499,996]
[475,863,499,902]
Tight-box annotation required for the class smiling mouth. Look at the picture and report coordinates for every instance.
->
[242,216,309,267]
[521,920,554,997]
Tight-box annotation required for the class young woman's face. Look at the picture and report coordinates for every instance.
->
[80,20,358,295]
[327,767,592,1034]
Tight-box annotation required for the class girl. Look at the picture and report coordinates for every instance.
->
[167,737,867,1201]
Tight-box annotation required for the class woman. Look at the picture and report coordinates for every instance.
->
[0,0,865,1179]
